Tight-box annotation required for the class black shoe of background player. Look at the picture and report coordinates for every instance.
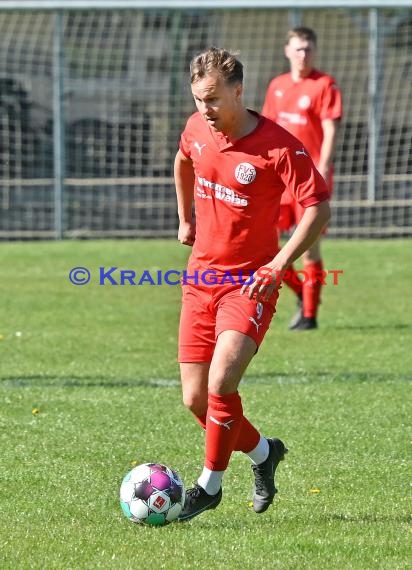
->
[292,316,318,331]
[288,294,303,330]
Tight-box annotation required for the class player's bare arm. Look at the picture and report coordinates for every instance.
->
[174,149,196,246]
[241,201,331,300]
[317,118,340,180]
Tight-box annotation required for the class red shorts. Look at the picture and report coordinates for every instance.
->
[279,172,333,233]
[178,281,278,363]
[277,200,304,232]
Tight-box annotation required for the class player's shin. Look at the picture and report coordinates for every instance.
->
[282,263,303,297]
[204,391,243,475]
[191,409,261,457]
[303,260,324,317]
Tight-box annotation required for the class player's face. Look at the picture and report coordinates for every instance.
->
[285,36,316,76]
[191,72,242,134]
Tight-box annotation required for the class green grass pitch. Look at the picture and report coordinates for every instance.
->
[0,239,411,569]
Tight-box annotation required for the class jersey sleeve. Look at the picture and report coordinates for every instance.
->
[320,77,343,121]
[179,127,192,159]
[179,113,200,159]
[277,146,329,207]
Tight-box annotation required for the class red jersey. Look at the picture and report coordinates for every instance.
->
[179,110,328,274]
[262,69,343,166]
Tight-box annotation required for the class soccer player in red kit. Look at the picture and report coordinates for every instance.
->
[174,47,330,521]
[262,27,343,330]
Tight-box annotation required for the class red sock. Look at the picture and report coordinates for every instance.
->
[303,260,324,318]
[233,416,261,453]
[205,392,243,471]
[194,411,260,455]
[194,414,207,430]
[283,263,303,297]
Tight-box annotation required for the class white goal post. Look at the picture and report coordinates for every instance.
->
[0,0,410,238]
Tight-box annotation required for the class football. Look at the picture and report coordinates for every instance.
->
[120,463,185,526]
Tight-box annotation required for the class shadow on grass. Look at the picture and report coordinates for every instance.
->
[328,512,412,524]
[173,510,412,531]
[330,323,411,331]
[1,375,180,389]
[1,371,411,389]
[243,371,412,385]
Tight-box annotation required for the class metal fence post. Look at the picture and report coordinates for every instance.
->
[368,8,383,203]
[53,10,65,239]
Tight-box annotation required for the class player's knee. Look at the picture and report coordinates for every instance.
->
[302,245,321,264]
[182,392,207,416]
[208,377,240,396]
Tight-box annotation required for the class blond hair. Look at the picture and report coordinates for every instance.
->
[190,46,243,85]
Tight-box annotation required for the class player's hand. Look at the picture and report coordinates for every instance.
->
[240,266,281,301]
[178,221,196,246]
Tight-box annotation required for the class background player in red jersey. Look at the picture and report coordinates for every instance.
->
[262,27,343,330]
[174,47,330,521]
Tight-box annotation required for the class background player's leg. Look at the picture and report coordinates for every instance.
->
[299,236,323,330]
[284,267,304,330]
[283,266,303,297]
[277,203,304,328]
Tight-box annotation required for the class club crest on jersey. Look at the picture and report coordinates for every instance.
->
[235,162,256,185]
[298,95,311,110]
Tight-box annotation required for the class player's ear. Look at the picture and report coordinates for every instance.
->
[234,82,243,101]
